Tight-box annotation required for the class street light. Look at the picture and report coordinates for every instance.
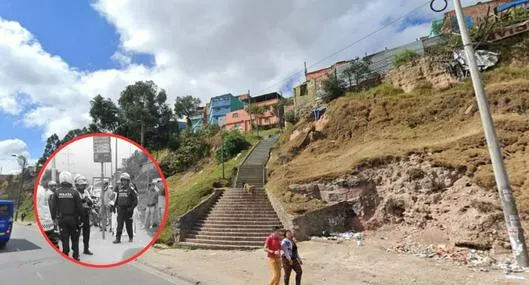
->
[12,154,27,222]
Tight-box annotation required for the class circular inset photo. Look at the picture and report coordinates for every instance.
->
[33,133,168,268]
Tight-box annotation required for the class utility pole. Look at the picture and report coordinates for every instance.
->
[100,161,105,240]
[221,128,225,179]
[51,157,57,182]
[12,154,26,222]
[452,0,529,267]
[115,137,118,174]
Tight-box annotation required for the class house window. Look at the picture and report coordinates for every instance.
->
[300,84,308,96]
[233,113,239,118]
[264,118,270,124]
[235,123,240,129]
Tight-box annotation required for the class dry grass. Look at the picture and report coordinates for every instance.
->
[268,67,529,214]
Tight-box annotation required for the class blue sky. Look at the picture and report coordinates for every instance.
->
[0,0,117,159]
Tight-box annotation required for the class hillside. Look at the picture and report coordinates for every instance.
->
[267,52,529,251]
[157,128,280,244]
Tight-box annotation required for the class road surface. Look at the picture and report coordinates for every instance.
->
[0,223,193,285]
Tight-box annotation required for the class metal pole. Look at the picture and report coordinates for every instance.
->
[452,0,529,267]
[115,137,118,173]
[221,129,225,179]
[15,156,26,222]
[140,122,144,147]
[101,162,105,240]
[51,157,57,182]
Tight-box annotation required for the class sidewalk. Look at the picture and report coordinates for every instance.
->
[138,239,529,285]
[78,212,155,265]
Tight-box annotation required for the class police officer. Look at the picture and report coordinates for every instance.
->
[46,181,60,249]
[51,171,83,261]
[113,173,138,244]
[74,174,94,256]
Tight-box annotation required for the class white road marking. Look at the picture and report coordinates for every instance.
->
[36,272,44,280]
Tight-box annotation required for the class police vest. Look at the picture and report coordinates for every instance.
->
[57,188,77,216]
[117,186,132,207]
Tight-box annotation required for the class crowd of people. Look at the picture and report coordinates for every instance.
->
[36,171,141,261]
[264,227,303,285]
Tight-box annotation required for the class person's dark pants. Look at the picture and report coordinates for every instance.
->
[59,217,80,259]
[45,229,60,250]
[116,207,133,241]
[282,257,302,285]
[80,212,90,252]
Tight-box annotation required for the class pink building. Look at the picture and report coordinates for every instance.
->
[224,109,253,132]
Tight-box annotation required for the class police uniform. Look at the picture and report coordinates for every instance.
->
[52,172,83,260]
[75,175,93,255]
[113,175,138,243]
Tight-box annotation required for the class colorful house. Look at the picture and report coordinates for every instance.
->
[249,92,282,128]
[224,109,252,132]
[189,106,208,132]
[224,92,283,132]
[208,93,244,126]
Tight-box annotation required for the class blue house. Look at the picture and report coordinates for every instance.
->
[208,93,244,126]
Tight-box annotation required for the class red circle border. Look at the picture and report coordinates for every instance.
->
[32,132,170,269]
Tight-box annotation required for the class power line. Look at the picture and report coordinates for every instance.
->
[256,0,435,95]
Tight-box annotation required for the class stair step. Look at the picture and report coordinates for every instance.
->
[178,242,259,250]
[186,234,266,241]
[183,238,263,247]
[207,212,279,217]
[203,217,280,223]
[189,229,271,236]
[195,223,281,229]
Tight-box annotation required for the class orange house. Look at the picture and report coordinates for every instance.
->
[224,92,284,132]
[224,109,252,132]
[250,92,282,128]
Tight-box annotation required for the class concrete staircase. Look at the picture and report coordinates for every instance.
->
[234,136,278,188]
[181,136,282,250]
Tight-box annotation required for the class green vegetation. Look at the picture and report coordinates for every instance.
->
[343,57,372,87]
[285,110,299,124]
[216,131,251,163]
[321,73,346,103]
[392,49,420,68]
[159,131,211,177]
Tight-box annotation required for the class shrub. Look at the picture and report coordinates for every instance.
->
[321,74,346,103]
[285,111,299,124]
[216,131,251,162]
[392,49,420,68]
[159,132,210,177]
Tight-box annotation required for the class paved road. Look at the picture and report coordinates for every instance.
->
[0,223,193,285]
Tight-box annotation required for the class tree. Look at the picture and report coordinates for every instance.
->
[285,111,299,124]
[343,57,372,88]
[272,98,288,129]
[61,128,90,145]
[118,81,164,148]
[216,131,251,162]
[247,104,266,136]
[174,96,201,127]
[321,73,346,103]
[89,95,122,132]
[37,134,61,169]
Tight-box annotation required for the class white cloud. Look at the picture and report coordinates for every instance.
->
[0,0,484,141]
[0,139,32,174]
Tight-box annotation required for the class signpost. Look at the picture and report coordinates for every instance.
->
[93,137,111,239]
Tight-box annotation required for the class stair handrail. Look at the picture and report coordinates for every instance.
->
[233,139,262,187]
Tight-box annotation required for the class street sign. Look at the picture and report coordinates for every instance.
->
[93,137,112,163]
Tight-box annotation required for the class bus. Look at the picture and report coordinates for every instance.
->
[0,200,14,249]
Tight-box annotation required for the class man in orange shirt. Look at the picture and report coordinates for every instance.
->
[264,226,283,285]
